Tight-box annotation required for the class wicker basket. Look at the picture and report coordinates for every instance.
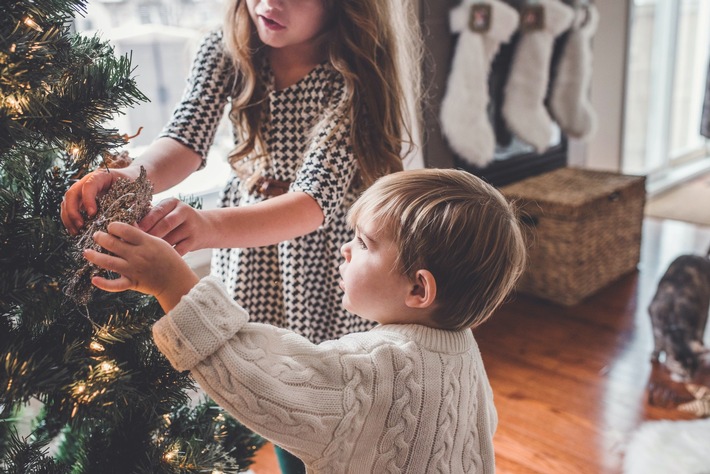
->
[500,167,646,305]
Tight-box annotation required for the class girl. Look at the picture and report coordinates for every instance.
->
[62,0,422,470]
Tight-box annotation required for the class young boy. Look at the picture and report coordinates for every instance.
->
[84,168,527,473]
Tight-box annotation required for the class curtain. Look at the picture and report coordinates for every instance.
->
[702,57,710,138]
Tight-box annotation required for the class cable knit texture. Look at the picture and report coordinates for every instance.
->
[153,277,498,473]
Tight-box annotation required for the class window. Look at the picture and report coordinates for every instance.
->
[623,0,710,189]
[72,0,233,203]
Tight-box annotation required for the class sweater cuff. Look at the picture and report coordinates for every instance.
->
[152,276,248,371]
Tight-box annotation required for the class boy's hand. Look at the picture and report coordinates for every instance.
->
[84,222,199,312]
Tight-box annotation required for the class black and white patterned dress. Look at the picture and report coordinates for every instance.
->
[160,30,375,343]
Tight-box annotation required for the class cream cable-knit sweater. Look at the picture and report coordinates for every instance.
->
[153,277,498,473]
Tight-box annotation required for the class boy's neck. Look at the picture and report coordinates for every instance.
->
[372,306,441,329]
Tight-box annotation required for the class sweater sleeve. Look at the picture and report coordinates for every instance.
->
[152,276,248,371]
[152,276,375,465]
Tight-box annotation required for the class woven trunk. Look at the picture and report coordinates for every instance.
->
[501,167,646,305]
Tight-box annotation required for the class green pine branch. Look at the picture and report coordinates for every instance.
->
[1,0,263,471]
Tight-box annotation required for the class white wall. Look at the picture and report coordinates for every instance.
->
[570,0,631,172]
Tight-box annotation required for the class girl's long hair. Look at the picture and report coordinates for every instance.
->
[223,0,423,188]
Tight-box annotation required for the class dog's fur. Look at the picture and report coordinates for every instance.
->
[648,247,710,381]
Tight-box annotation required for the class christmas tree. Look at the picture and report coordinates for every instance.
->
[0,1,264,472]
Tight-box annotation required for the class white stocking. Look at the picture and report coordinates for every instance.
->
[440,0,519,167]
[502,0,574,153]
[549,3,599,140]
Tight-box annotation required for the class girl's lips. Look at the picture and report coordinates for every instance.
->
[259,15,285,31]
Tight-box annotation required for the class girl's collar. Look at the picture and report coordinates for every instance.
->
[262,56,331,94]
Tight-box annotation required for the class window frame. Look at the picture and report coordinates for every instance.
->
[624,0,710,193]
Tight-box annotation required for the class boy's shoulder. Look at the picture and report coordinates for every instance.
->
[340,324,477,356]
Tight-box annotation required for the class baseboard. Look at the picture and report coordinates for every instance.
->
[646,158,710,197]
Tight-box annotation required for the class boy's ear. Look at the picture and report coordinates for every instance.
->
[405,269,437,309]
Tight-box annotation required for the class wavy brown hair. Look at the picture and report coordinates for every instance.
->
[223,0,422,187]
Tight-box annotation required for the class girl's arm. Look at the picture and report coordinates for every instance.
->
[128,137,203,193]
[61,138,202,234]
[139,190,324,254]
[62,29,230,234]
[203,191,324,247]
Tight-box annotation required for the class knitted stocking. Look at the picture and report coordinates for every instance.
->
[549,3,599,140]
[502,0,574,153]
[440,0,519,167]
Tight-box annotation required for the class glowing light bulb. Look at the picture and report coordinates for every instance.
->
[23,17,43,32]
[164,449,179,461]
[90,341,105,352]
[100,361,116,373]
[6,96,22,112]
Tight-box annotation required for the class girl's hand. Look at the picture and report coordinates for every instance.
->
[84,222,199,312]
[138,198,209,256]
[61,167,138,235]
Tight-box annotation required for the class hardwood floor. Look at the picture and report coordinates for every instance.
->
[476,217,708,474]
[250,217,710,474]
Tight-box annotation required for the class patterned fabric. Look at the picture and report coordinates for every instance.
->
[160,30,374,343]
[153,277,498,473]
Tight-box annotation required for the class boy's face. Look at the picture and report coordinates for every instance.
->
[339,215,413,325]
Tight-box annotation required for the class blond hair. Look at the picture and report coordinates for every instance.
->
[223,0,423,187]
[348,169,527,331]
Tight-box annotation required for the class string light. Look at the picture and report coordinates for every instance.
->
[89,341,105,353]
[72,381,99,405]
[5,96,23,113]
[23,17,43,32]
[73,384,86,396]
[3,12,261,470]
[68,145,81,162]
[163,448,179,461]
[100,361,117,373]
